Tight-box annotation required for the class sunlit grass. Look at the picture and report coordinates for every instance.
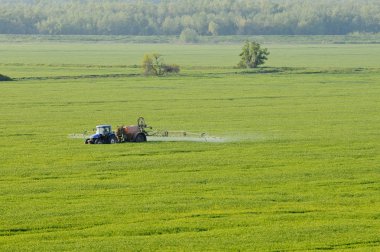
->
[0,38,379,251]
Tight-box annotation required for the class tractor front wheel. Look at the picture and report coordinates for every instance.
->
[95,139,104,144]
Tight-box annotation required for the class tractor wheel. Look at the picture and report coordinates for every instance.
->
[110,136,118,144]
[135,133,147,143]
[95,139,104,144]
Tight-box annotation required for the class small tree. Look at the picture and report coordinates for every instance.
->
[151,53,165,76]
[142,54,154,75]
[142,53,165,76]
[142,54,180,76]
[238,41,270,68]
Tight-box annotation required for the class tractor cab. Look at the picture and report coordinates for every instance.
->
[96,125,112,136]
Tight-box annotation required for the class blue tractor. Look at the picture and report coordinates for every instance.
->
[85,125,118,144]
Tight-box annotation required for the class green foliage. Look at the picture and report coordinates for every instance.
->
[0,74,12,81]
[238,41,270,68]
[179,28,200,43]
[142,53,155,76]
[208,21,219,36]
[2,0,380,35]
[0,39,379,250]
[142,53,180,76]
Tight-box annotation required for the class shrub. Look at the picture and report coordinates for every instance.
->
[142,54,180,76]
[179,28,199,43]
[162,64,180,74]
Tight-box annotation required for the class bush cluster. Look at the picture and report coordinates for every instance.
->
[162,64,180,74]
[142,54,180,76]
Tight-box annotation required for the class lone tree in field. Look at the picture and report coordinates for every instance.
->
[142,53,180,76]
[238,41,270,68]
[142,53,164,76]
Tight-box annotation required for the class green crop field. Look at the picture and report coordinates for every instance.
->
[0,37,379,251]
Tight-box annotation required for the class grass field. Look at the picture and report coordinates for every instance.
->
[0,37,379,251]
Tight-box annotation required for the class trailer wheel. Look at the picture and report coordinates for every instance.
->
[135,133,146,143]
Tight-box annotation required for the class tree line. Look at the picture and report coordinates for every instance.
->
[1,0,379,36]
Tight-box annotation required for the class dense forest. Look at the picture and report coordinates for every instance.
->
[0,0,379,36]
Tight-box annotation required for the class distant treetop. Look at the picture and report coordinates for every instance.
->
[0,0,379,36]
